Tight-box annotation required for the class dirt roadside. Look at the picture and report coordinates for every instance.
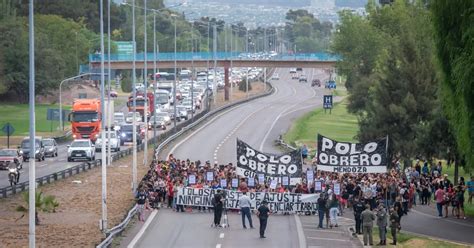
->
[0,81,267,247]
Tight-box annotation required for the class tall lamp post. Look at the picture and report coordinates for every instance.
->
[143,0,148,166]
[99,0,108,232]
[131,0,138,195]
[28,0,36,246]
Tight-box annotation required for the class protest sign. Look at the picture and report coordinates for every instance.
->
[282,176,289,186]
[248,177,255,187]
[188,174,196,185]
[177,187,320,212]
[334,183,341,195]
[220,179,227,188]
[232,178,239,188]
[236,139,302,185]
[315,181,322,191]
[270,179,278,189]
[317,134,387,173]
[206,171,214,181]
[258,174,265,184]
[306,170,314,183]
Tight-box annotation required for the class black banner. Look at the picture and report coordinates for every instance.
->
[236,139,303,185]
[317,134,387,173]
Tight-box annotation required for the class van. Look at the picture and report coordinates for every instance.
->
[18,136,45,162]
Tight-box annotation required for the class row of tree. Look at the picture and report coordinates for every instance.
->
[332,0,470,173]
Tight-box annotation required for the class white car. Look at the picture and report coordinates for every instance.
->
[125,112,142,123]
[272,73,279,80]
[95,131,121,152]
[154,111,171,125]
[182,100,195,113]
[67,139,95,162]
[114,112,125,126]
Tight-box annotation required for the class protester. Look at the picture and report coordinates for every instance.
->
[317,193,327,229]
[239,191,254,229]
[301,144,309,164]
[212,189,224,227]
[328,193,340,228]
[453,186,466,219]
[435,185,445,218]
[257,200,270,238]
[376,203,388,246]
[361,204,375,246]
[353,198,365,235]
[136,187,148,222]
[468,176,474,204]
[389,207,399,245]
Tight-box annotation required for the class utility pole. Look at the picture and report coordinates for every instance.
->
[28,0,36,246]
[131,0,138,195]
[153,12,157,143]
[246,28,249,98]
[143,0,148,166]
[107,0,112,167]
[99,0,108,232]
[213,25,217,104]
[173,16,177,131]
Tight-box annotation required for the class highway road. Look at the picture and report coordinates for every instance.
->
[133,68,333,248]
[0,95,197,189]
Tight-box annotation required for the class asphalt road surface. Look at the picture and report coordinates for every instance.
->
[133,68,332,248]
[0,95,200,188]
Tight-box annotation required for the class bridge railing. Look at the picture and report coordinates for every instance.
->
[88,52,340,62]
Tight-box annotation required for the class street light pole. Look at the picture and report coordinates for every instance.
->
[173,15,177,131]
[143,0,148,166]
[99,0,108,232]
[132,0,138,194]
[246,28,249,98]
[153,12,157,143]
[28,0,36,246]
[107,0,112,167]
[213,25,217,105]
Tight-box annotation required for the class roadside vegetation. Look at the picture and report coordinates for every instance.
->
[0,104,71,136]
[369,228,470,248]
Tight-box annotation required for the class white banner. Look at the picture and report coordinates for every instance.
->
[176,187,319,212]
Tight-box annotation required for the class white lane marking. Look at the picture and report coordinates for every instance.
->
[302,228,344,234]
[307,237,351,242]
[219,233,224,238]
[294,214,307,248]
[58,159,65,162]
[127,209,158,248]
[216,244,222,248]
[259,84,316,151]
[38,164,48,168]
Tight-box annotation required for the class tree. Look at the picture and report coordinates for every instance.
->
[16,191,59,225]
[431,0,474,172]
[333,0,447,166]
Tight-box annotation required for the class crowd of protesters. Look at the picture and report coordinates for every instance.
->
[134,153,472,245]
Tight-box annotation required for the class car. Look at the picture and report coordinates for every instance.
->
[292,74,299,80]
[18,137,45,162]
[67,139,95,162]
[182,100,195,113]
[154,111,172,125]
[42,138,58,157]
[148,115,167,130]
[271,73,279,80]
[290,68,297,74]
[176,105,189,121]
[0,149,23,170]
[296,68,303,72]
[119,124,143,145]
[95,131,121,152]
[114,112,126,127]
[299,75,307,83]
[109,90,118,98]
[125,112,142,123]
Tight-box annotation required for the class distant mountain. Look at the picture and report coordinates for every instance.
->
[336,0,367,8]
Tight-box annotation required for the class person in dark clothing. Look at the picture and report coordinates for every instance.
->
[353,198,365,234]
[257,200,270,238]
[317,194,327,228]
[212,190,224,227]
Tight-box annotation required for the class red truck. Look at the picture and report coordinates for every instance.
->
[127,91,154,121]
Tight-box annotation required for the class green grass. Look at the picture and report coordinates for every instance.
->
[370,227,469,247]
[283,99,359,152]
[0,104,71,136]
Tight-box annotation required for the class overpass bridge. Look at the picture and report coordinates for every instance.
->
[88,52,339,70]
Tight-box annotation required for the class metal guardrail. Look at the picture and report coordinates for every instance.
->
[97,81,276,248]
[275,135,297,151]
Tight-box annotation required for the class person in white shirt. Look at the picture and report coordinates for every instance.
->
[239,192,254,229]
